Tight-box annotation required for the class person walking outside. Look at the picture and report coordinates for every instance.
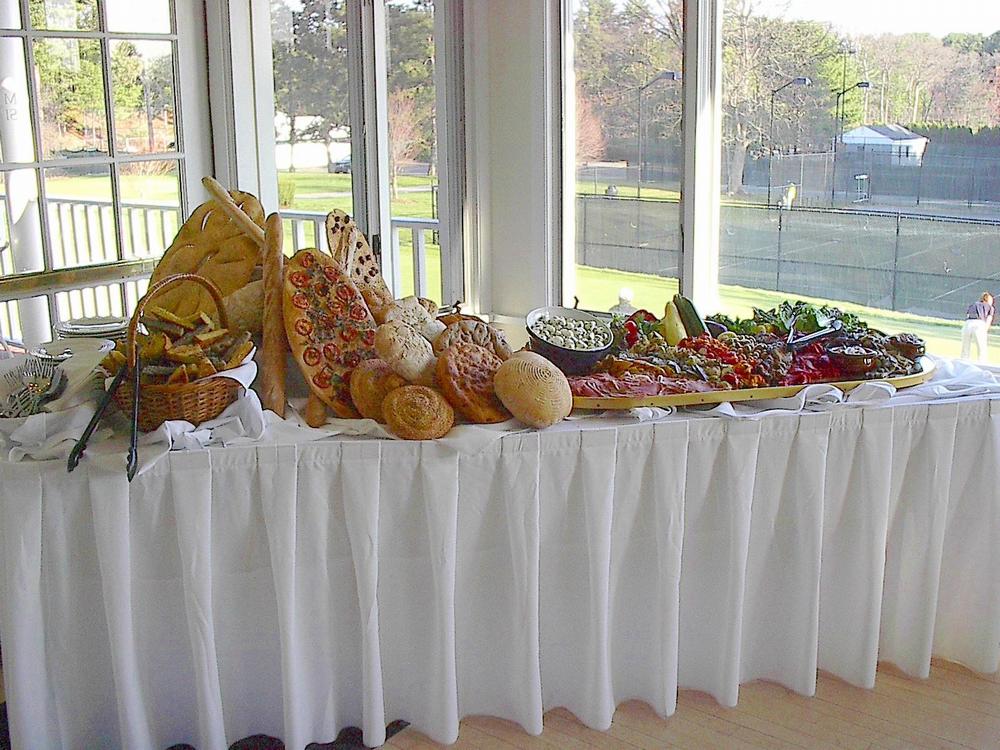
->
[961,292,994,363]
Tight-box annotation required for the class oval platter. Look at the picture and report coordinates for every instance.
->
[571,356,936,410]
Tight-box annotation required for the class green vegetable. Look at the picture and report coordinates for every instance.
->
[673,294,708,337]
[708,301,867,337]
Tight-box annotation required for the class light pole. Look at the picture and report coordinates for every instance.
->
[637,70,681,198]
[830,80,871,204]
[767,76,811,206]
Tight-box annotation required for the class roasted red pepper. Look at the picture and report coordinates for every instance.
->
[627,309,658,324]
[623,320,640,347]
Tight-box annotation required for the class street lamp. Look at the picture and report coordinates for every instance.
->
[637,70,681,198]
[831,81,871,204]
[767,76,812,206]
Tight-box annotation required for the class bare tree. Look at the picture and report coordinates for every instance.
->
[576,89,607,164]
[387,89,425,198]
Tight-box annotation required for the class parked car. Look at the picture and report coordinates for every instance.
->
[328,156,351,174]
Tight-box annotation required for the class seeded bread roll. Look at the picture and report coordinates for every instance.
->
[384,296,446,342]
[374,320,437,386]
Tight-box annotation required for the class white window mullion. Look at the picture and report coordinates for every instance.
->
[97,0,127,263]
[433,0,466,307]
[680,0,723,311]
[348,0,393,289]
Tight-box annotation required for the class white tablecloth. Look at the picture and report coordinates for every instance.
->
[2,395,999,748]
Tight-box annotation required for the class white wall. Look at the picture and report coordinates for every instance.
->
[464,0,559,320]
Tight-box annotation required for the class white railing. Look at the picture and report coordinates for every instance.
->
[1,201,439,346]
[281,210,440,299]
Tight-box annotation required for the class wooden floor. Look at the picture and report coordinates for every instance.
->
[388,660,1000,750]
[0,660,996,748]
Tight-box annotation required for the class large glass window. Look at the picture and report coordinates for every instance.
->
[719,0,1000,359]
[386,0,441,302]
[269,0,445,302]
[0,0,185,347]
[569,0,683,313]
[271,0,354,226]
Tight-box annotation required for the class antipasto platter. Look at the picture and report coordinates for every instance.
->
[570,356,934,409]
[525,296,932,411]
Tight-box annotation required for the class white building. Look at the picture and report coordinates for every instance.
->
[841,124,929,165]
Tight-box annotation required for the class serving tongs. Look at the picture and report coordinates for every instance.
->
[67,356,142,481]
[785,318,843,350]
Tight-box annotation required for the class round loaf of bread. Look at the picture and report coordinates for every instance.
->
[374,319,437,385]
[494,351,572,428]
[433,319,512,361]
[383,385,454,440]
[350,358,407,422]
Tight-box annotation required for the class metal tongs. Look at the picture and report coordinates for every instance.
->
[67,357,142,481]
[786,318,843,350]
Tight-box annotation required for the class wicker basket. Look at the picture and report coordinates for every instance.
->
[113,273,242,432]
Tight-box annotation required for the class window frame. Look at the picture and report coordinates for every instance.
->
[560,0,724,313]
[246,0,467,305]
[0,0,213,341]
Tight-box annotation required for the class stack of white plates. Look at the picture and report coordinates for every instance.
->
[54,316,129,342]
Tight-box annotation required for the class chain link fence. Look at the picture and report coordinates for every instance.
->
[577,194,1000,321]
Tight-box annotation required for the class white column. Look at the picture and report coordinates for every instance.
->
[463,0,561,320]
[680,0,723,313]
[204,0,278,210]
[1,40,51,345]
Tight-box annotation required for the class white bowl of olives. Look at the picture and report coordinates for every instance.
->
[525,306,614,374]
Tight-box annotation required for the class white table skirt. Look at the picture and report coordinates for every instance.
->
[2,399,999,749]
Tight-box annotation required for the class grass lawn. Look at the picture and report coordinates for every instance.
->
[25,171,996,361]
[574,264,996,361]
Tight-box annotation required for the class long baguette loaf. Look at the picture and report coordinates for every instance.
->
[260,213,287,416]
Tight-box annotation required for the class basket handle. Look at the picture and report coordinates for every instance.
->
[127,273,231,369]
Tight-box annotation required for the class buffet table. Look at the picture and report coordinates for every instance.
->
[2,367,1000,749]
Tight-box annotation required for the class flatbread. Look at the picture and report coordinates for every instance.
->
[433,319,512,360]
[435,342,509,424]
[283,248,378,418]
[150,190,264,320]
[324,209,393,302]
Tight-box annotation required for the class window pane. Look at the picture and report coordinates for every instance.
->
[0,38,36,163]
[386,0,440,302]
[271,0,353,220]
[719,0,1000,359]
[28,0,97,31]
[118,159,180,259]
[0,295,49,345]
[569,0,683,313]
[105,0,172,34]
[0,169,45,274]
[110,40,177,155]
[0,1,21,29]
[34,38,109,158]
[44,164,116,267]
[55,282,125,321]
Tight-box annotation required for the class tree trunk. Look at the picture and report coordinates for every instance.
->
[287,115,297,173]
[727,141,749,195]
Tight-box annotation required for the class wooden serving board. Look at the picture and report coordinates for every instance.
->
[571,356,936,410]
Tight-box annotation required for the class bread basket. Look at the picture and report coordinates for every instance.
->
[113,273,242,432]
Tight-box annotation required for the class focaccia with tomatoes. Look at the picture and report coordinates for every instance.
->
[283,248,378,418]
